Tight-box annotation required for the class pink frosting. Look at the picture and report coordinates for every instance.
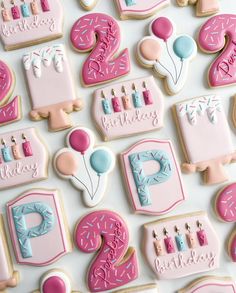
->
[70,13,130,86]
[42,276,66,293]
[216,183,236,222]
[198,14,236,87]
[230,234,236,262]
[0,60,13,103]
[75,210,139,292]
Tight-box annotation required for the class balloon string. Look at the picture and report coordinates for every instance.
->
[92,175,101,199]
[82,155,94,196]
[72,175,93,199]
[177,59,184,83]
[156,60,175,84]
[166,41,178,83]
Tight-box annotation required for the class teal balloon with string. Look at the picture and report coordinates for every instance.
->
[90,149,112,175]
[173,36,195,59]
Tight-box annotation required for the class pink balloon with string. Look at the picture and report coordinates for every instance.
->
[151,17,173,42]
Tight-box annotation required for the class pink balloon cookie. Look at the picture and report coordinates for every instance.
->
[173,95,236,185]
[176,0,220,17]
[0,214,19,291]
[54,127,115,207]
[143,211,220,280]
[33,270,80,293]
[137,17,197,95]
[74,210,139,292]
[120,139,186,215]
[0,60,21,126]
[0,127,49,190]
[23,44,83,132]
[178,276,236,293]
[70,13,130,87]
[93,76,164,141]
[198,14,236,88]
[215,182,236,262]
[6,189,72,266]
[0,0,63,51]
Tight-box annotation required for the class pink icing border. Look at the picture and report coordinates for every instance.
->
[7,192,67,266]
[121,139,186,215]
[190,283,236,293]
[116,0,167,12]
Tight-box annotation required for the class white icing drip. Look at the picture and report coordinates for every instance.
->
[177,95,222,125]
[23,44,65,78]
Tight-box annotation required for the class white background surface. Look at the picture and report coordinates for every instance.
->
[1,0,236,292]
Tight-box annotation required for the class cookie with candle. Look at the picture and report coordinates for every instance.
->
[0,0,63,51]
[54,127,115,207]
[176,0,220,17]
[23,44,83,132]
[0,214,19,291]
[173,95,236,185]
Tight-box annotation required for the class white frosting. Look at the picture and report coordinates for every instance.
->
[23,45,65,78]
[177,95,222,125]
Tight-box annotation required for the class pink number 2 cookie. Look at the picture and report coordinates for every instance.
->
[70,13,130,87]
[0,60,21,126]
[75,210,139,292]
[198,14,236,88]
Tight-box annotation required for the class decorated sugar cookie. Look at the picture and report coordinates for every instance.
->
[198,14,236,88]
[173,95,236,185]
[120,139,186,215]
[74,210,139,292]
[143,211,220,280]
[215,183,236,262]
[112,284,158,293]
[54,127,115,207]
[0,60,21,126]
[0,0,63,51]
[70,13,130,87]
[23,44,83,132]
[0,214,19,291]
[6,189,72,266]
[93,76,164,141]
[176,0,220,17]
[115,0,170,20]
[0,127,48,190]
[178,276,236,293]
[79,0,99,10]
[33,270,80,293]
[137,17,197,95]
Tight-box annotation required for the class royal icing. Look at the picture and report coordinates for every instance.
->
[176,0,220,17]
[143,211,220,280]
[33,270,80,293]
[0,0,63,50]
[198,14,236,88]
[6,189,72,266]
[137,17,197,95]
[79,0,99,10]
[0,60,21,126]
[120,139,186,215]
[23,44,83,132]
[0,128,48,190]
[54,127,115,207]
[174,95,236,185]
[70,13,130,87]
[74,210,139,292]
[112,284,158,293]
[0,215,19,291]
[178,276,236,293]
[93,76,164,141]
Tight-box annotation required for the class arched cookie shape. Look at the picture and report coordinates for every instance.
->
[215,182,236,262]
[143,211,220,280]
[120,139,186,215]
[54,127,115,207]
[0,60,21,126]
[93,76,164,141]
[0,0,63,51]
[173,95,236,185]
[176,0,220,17]
[6,189,72,266]
[137,17,197,95]
[33,269,80,293]
[23,44,83,132]
[0,215,19,291]
[115,0,170,20]
[178,276,236,293]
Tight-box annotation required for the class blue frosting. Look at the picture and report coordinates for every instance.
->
[125,0,136,6]
[21,3,30,17]
[173,36,195,60]
[129,150,172,206]
[12,202,54,258]
[132,92,142,108]
[90,149,112,174]
[102,99,112,115]
[1,147,12,162]
[175,234,187,251]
